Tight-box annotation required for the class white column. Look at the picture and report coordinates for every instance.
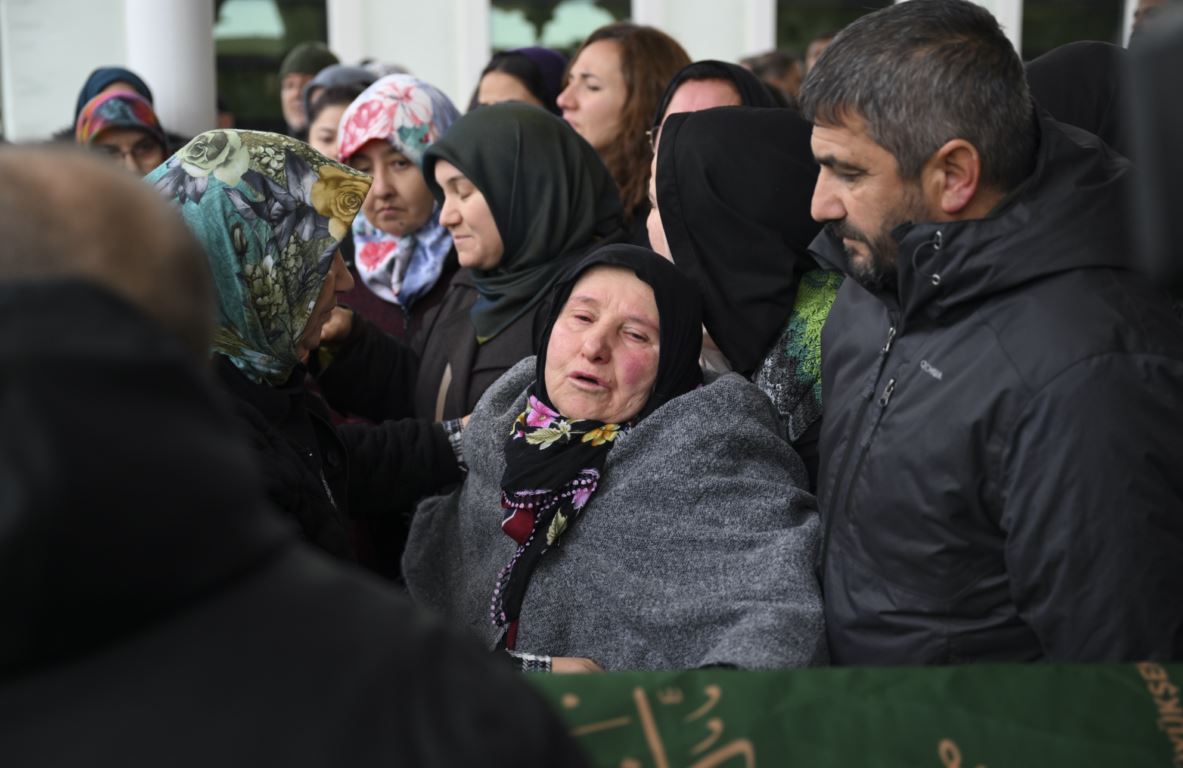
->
[629,0,775,61]
[123,0,216,139]
[454,0,491,109]
[327,0,366,64]
[327,0,487,111]
[743,0,777,55]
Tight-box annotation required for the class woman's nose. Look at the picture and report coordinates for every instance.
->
[439,197,460,227]
[556,85,575,112]
[369,166,393,199]
[580,328,610,361]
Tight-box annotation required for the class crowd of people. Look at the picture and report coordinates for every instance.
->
[4,0,1183,761]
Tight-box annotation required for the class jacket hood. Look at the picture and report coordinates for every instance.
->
[0,280,291,676]
[811,110,1135,324]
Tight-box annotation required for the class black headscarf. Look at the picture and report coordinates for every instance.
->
[423,103,626,342]
[491,244,703,648]
[651,59,782,128]
[1025,41,1132,159]
[655,106,821,376]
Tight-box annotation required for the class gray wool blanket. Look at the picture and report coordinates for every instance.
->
[403,358,827,671]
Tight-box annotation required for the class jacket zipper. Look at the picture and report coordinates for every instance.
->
[819,322,897,583]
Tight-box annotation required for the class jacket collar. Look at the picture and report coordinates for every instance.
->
[810,110,1134,325]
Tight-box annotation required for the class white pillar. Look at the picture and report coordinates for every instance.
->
[123,0,216,139]
[629,0,776,61]
[324,0,487,112]
[742,0,777,55]
[327,0,366,64]
[454,0,490,108]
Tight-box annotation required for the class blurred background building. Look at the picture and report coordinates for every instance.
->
[0,0,1140,142]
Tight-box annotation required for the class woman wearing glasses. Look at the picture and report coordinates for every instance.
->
[75,91,168,177]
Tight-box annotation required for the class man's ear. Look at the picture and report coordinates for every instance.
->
[922,139,982,217]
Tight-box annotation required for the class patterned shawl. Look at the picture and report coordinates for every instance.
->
[147,130,372,385]
[337,74,459,308]
[490,245,703,649]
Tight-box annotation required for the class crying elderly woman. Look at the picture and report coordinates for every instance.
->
[403,244,825,672]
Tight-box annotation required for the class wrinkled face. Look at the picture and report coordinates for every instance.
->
[92,126,166,176]
[645,153,671,260]
[346,139,436,237]
[477,71,544,109]
[307,104,347,160]
[810,116,930,294]
[433,159,504,270]
[544,266,660,424]
[296,250,355,362]
[556,40,628,152]
[660,78,742,123]
[281,73,314,130]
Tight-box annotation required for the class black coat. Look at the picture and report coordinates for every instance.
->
[813,112,1183,664]
[320,267,544,422]
[217,353,461,563]
[0,281,586,767]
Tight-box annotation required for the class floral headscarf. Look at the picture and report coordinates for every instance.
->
[147,130,371,385]
[337,74,459,308]
[75,91,166,154]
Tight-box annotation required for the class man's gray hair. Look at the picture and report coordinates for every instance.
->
[799,0,1036,192]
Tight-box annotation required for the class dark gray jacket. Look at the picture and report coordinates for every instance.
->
[813,112,1183,665]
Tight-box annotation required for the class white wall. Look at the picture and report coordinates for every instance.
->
[0,0,215,142]
[0,0,124,141]
[328,0,489,113]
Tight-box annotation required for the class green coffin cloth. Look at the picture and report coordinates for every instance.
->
[531,663,1183,766]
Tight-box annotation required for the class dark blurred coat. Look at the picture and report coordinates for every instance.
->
[0,280,586,767]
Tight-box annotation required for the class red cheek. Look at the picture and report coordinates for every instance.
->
[615,349,658,389]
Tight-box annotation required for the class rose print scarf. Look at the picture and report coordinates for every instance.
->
[148,130,371,384]
[337,74,459,308]
[490,245,704,649]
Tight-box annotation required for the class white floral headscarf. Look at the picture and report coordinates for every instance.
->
[148,130,372,384]
[337,75,459,307]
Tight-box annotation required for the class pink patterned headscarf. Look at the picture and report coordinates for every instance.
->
[336,74,460,307]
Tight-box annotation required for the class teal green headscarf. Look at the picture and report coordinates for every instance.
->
[147,130,372,384]
[423,103,624,343]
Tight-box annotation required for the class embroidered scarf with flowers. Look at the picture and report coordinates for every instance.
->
[492,391,627,649]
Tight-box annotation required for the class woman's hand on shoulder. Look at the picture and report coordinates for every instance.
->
[551,656,603,674]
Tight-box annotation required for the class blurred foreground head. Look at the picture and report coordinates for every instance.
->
[0,146,213,357]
